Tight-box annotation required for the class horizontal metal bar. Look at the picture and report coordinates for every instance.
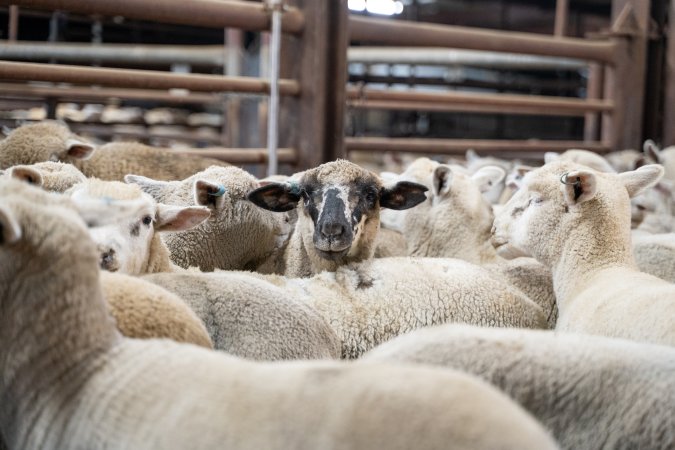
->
[349,16,616,64]
[172,148,297,164]
[348,47,586,70]
[346,99,598,117]
[345,87,613,116]
[0,41,225,66]
[1,0,305,34]
[0,83,224,104]
[0,61,300,95]
[344,137,610,154]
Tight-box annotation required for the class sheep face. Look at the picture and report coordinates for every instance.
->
[0,122,95,170]
[249,159,428,262]
[0,178,149,289]
[492,161,664,266]
[69,180,209,275]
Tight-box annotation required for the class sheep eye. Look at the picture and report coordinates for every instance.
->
[142,215,153,226]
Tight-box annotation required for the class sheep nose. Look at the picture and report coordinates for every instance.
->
[100,248,116,271]
[321,221,346,239]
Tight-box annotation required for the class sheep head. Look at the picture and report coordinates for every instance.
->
[248,159,428,262]
[0,121,95,170]
[492,160,664,267]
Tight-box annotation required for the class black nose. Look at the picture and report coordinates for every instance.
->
[321,221,346,238]
[100,249,116,270]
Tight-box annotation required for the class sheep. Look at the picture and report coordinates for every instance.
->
[241,257,548,358]
[605,148,645,172]
[492,160,675,346]
[544,148,617,173]
[364,324,675,450]
[464,149,514,204]
[502,162,675,286]
[0,121,229,181]
[644,139,675,181]
[2,161,86,192]
[75,178,340,360]
[67,178,211,275]
[247,159,429,277]
[143,271,342,360]
[632,231,675,283]
[100,272,213,348]
[87,178,545,359]
[397,157,559,327]
[373,225,408,257]
[125,165,294,272]
[0,179,559,450]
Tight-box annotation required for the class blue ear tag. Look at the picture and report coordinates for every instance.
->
[287,181,301,196]
[208,184,226,197]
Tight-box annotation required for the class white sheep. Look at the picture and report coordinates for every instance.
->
[2,161,86,192]
[73,178,341,360]
[88,175,548,359]
[632,231,675,283]
[464,149,514,204]
[501,162,675,285]
[604,148,645,172]
[492,160,675,346]
[644,139,675,181]
[0,121,229,181]
[247,159,428,277]
[242,257,547,358]
[544,148,617,173]
[364,324,675,450]
[125,165,294,272]
[89,176,546,359]
[67,178,211,274]
[0,179,558,450]
[143,271,342,360]
[396,157,559,327]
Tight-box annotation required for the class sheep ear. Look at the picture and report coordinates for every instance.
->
[1,126,13,137]
[156,204,210,232]
[9,166,44,187]
[380,181,428,210]
[617,164,664,199]
[544,152,560,164]
[465,149,479,163]
[471,166,505,193]
[247,182,301,212]
[124,174,170,200]
[194,179,227,208]
[0,205,22,245]
[65,138,96,160]
[560,170,597,205]
[432,165,452,197]
[643,140,661,163]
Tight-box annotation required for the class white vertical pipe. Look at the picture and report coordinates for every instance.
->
[266,0,282,176]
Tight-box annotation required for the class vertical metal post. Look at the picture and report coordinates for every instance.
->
[554,0,569,37]
[8,5,19,42]
[604,0,650,150]
[266,0,282,176]
[279,0,349,170]
[225,28,243,147]
[584,62,603,142]
[663,0,675,145]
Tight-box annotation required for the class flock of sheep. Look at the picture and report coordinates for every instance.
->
[0,120,673,449]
